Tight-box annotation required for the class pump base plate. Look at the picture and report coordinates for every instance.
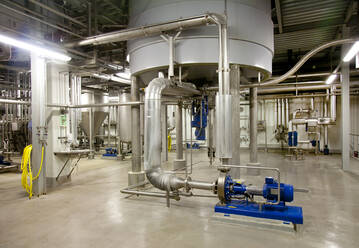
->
[214,200,303,224]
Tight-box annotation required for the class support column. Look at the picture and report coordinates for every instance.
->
[208,107,214,165]
[31,53,47,196]
[248,77,260,174]
[128,76,144,185]
[174,102,185,170]
[88,107,94,159]
[161,104,168,162]
[324,89,329,154]
[341,27,351,171]
[227,65,241,178]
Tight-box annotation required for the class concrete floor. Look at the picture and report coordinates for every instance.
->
[1,150,359,248]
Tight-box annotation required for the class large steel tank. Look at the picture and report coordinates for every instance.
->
[80,91,109,137]
[128,0,273,84]
[118,91,132,142]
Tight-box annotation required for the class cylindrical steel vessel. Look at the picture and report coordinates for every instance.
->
[118,91,132,142]
[80,91,109,136]
[128,0,273,83]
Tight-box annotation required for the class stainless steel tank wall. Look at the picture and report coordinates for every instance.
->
[128,0,273,81]
[80,91,109,136]
[118,92,132,142]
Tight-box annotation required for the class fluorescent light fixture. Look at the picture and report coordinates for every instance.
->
[325,74,337,84]
[0,33,71,62]
[343,41,359,62]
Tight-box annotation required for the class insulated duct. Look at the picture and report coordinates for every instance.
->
[144,78,214,191]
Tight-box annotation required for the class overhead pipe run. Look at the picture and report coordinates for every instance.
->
[67,11,232,160]
[66,14,225,47]
[249,38,358,87]
[258,84,333,95]
[47,101,143,108]
[0,99,31,105]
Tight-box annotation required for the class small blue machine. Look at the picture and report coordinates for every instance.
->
[102,148,118,158]
[288,131,298,147]
[214,172,303,225]
[0,155,11,166]
[186,143,200,149]
[191,97,208,140]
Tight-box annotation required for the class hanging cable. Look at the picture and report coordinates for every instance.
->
[21,144,44,199]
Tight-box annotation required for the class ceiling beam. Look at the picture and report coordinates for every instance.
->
[329,1,356,54]
[274,17,344,34]
[28,0,87,28]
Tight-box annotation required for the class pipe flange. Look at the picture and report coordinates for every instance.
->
[217,172,227,203]
[184,176,192,192]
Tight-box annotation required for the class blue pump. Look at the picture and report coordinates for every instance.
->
[191,97,208,140]
[215,174,303,225]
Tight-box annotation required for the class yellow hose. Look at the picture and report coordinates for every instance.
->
[168,135,172,152]
[21,145,44,199]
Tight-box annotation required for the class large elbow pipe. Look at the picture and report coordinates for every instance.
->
[144,78,214,192]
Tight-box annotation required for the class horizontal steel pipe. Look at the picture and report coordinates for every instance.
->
[0,99,31,105]
[258,84,332,94]
[250,38,359,87]
[120,189,179,199]
[66,14,223,47]
[187,181,215,191]
[47,101,143,108]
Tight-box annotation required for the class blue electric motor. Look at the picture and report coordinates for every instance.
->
[221,175,294,203]
[262,177,293,202]
[215,173,303,225]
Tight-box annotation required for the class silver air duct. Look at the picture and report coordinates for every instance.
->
[144,78,214,191]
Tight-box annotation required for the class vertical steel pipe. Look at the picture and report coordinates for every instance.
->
[341,28,351,171]
[176,102,183,159]
[281,98,285,128]
[89,107,94,158]
[208,108,214,165]
[324,89,329,147]
[330,85,337,121]
[131,76,141,172]
[285,98,289,128]
[226,65,241,178]
[278,99,282,127]
[249,87,258,164]
[161,104,168,162]
[108,106,111,146]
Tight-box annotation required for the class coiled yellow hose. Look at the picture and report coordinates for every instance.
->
[21,145,44,199]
